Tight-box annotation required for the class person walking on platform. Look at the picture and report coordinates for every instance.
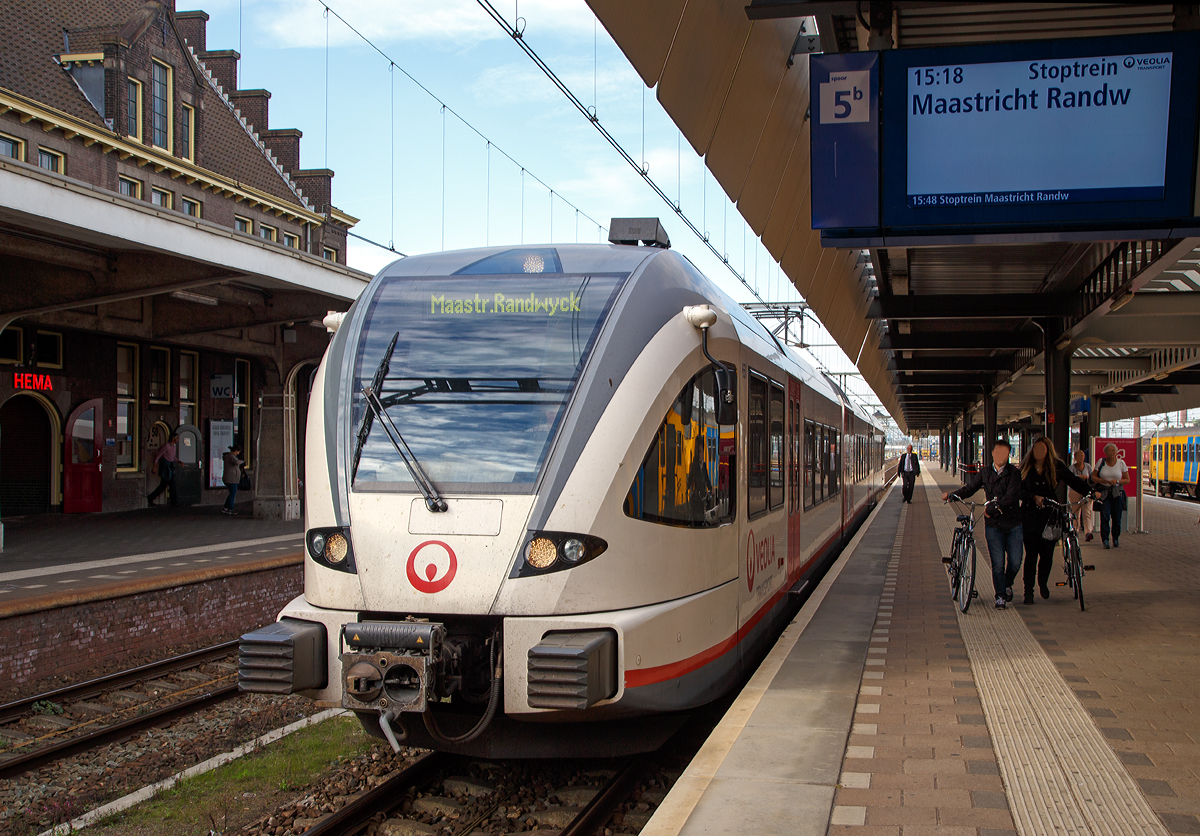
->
[1091,443,1130,548]
[147,433,179,506]
[942,439,1022,609]
[222,444,245,516]
[1019,437,1094,604]
[1069,448,1094,542]
[900,444,921,503]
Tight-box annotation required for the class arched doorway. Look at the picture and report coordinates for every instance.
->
[0,392,61,517]
[284,359,321,520]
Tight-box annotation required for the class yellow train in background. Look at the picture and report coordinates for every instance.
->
[1147,428,1199,498]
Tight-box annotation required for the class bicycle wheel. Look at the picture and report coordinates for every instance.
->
[950,532,966,600]
[957,540,976,614]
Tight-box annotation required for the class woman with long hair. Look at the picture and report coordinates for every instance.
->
[1018,436,1093,604]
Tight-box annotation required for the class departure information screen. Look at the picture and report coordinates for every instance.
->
[905,51,1173,210]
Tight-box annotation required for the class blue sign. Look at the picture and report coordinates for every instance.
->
[812,31,1200,244]
[810,52,880,230]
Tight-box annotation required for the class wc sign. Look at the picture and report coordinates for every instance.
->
[210,374,234,399]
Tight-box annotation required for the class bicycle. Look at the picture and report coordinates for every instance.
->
[1043,496,1096,611]
[941,499,990,613]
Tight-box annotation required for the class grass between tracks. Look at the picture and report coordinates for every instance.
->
[85,716,373,836]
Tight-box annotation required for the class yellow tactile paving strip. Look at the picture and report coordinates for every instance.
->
[923,466,1170,836]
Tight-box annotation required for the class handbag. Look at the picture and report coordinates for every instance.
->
[1041,520,1062,541]
[238,470,252,491]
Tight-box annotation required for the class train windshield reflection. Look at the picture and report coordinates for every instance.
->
[351,272,626,493]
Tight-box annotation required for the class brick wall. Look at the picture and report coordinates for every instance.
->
[0,565,302,686]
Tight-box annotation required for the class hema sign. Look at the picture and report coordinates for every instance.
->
[210,374,234,399]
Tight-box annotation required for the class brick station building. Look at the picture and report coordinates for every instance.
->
[0,0,371,535]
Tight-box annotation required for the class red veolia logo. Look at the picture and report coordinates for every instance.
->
[406,540,457,593]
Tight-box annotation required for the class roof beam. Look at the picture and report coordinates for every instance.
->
[892,356,1015,372]
[868,293,1083,320]
[744,0,857,19]
[896,373,994,386]
[883,332,1041,351]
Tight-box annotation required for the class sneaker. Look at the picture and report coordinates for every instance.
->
[1102,541,1110,549]
[1040,583,1050,599]
[1085,532,1093,542]
[995,596,1006,609]
[1113,539,1119,548]
[1024,592,1035,605]
[221,508,233,515]
[1004,586,1014,602]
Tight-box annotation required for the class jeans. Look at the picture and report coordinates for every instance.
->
[223,482,238,511]
[1023,524,1057,594]
[984,524,1024,598]
[1098,493,1123,544]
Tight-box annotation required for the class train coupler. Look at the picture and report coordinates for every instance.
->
[339,621,445,714]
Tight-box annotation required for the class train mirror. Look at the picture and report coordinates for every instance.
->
[714,367,737,426]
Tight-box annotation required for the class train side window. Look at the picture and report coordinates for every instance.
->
[768,382,785,511]
[803,419,815,509]
[747,374,768,518]
[624,367,737,528]
[789,394,801,513]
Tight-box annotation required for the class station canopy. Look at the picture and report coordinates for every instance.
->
[586,1,1200,434]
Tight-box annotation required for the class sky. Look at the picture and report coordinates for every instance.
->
[197,0,891,418]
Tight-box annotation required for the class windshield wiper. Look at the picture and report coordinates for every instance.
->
[351,332,448,512]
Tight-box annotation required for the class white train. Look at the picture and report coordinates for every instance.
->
[240,222,891,757]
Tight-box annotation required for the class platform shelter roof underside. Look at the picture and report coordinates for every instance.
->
[585,1,1200,434]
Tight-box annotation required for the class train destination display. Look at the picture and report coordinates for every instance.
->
[811,32,1200,243]
[906,51,1172,209]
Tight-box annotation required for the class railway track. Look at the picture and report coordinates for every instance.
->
[0,640,241,780]
[296,750,656,836]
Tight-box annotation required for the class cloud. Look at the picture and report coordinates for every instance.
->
[257,0,598,49]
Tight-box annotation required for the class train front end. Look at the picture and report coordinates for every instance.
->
[240,243,700,756]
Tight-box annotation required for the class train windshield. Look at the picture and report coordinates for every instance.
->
[351,272,626,493]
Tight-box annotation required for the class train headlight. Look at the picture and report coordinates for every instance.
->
[307,527,357,574]
[514,532,608,577]
[561,538,585,564]
[525,537,558,570]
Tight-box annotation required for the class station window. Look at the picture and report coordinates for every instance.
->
[0,132,23,161]
[179,351,198,427]
[148,346,171,403]
[0,326,22,365]
[35,331,62,368]
[38,148,63,173]
[234,215,253,234]
[623,366,736,528]
[116,343,139,470]
[323,246,338,261]
[283,232,300,248]
[234,358,251,468]
[126,78,142,141]
[150,60,172,151]
[151,188,172,209]
[258,224,277,242]
[180,104,194,162]
[181,197,201,217]
[768,382,785,511]
[118,176,141,198]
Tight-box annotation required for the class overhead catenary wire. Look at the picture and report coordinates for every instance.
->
[474,0,765,304]
[313,0,608,246]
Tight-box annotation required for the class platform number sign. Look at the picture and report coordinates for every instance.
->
[820,71,870,124]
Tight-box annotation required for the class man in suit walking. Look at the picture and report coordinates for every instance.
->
[900,444,920,504]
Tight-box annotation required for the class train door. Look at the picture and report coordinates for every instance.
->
[64,399,103,513]
[840,405,849,541]
[787,377,802,582]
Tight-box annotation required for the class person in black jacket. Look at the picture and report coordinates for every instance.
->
[1019,436,1095,604]
[899,444,921,503]
[942,439,1023,609]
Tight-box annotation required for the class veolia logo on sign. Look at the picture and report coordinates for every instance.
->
[210,374,234,399]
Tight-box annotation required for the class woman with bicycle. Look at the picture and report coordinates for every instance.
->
[1019,436,1094,604]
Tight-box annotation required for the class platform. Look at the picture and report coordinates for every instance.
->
[645,470,1200,836]
[0,505,302,611]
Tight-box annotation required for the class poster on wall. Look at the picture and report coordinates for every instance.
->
[1093,437,1139,498]
[209,420,233,488]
